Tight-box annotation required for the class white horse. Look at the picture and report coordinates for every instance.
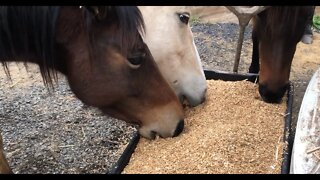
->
[139,6,207,106]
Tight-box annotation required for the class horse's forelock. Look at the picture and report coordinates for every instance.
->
[264,7,309,40]
[83,6,145,57]
[106,6,145,55]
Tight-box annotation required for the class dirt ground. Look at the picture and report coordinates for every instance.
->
[0,64,137,174]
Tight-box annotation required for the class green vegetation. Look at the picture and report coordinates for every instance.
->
[190,15,200,24]
[313,15,320,30]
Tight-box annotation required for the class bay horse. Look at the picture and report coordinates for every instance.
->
[249,6,315,103]
[0,6,185,173]
[139,6,207,107]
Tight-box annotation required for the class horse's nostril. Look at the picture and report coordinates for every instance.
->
[173,120,184,137]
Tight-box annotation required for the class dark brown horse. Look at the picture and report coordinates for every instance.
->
[0,6,185,173]
[249,6,314,103]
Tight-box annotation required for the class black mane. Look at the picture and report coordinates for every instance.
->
[0,6,60,87]
[0,6,145,88]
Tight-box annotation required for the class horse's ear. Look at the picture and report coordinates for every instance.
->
[86,6,99,16]
[96,6,107,20]
[85,6,107,21]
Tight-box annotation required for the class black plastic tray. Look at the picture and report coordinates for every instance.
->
[108,69,294,174]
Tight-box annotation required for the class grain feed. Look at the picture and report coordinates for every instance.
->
[123,80,287,174]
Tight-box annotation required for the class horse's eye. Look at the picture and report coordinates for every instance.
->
[179,13,190,24]
[128,57,143,66]
[127,53,146,68]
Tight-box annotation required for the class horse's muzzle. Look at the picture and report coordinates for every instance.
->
[258,84,288,103]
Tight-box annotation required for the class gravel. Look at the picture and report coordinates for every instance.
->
[0,64,137,174]
[191,22,253,73]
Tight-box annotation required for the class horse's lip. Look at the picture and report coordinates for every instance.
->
[181,95,189,108]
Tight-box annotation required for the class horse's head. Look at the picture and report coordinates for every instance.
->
[55,6,184,139]
[253,6,313,103]
[138,6,207,107]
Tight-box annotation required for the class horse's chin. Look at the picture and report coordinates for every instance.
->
[99,107,141,125]
[138,127,171,140]
[139,120,184,140]
[99,102,185,140]
[139,129,157,140]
